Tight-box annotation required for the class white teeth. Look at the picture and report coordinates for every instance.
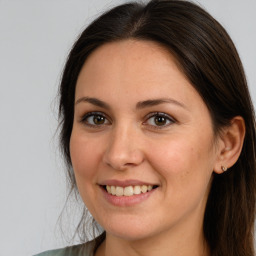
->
[115,186,124,196]
[124,186,133,196]
[141,185,148,193]
[105,185,156,196]
[133,185,141,195]
[110,186,116,195]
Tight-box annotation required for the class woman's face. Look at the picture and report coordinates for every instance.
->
[70,40,221,241]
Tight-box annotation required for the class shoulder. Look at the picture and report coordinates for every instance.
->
[34,241,95,256]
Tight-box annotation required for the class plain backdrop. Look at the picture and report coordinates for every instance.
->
[0,1,255,255]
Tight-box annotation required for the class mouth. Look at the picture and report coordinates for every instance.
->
[101,185,159,197]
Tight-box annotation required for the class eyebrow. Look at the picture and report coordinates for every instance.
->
[75,97,187,110]
[75,97,111,109]
[136,98,187,109]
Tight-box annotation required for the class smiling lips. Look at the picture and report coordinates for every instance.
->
[100,181,158,206]
[106,185,154,196]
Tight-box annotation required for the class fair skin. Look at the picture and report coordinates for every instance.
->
[70,40,245,256]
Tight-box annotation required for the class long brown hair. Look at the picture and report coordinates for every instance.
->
[58,1,256,255]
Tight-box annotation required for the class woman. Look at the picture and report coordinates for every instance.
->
[36,0,256,255]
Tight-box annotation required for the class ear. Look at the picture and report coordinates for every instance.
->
[213,116,245,174]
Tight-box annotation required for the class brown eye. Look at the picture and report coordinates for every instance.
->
[154,116,167,126]
[82,112,110,126]
[145,113,175,128]
[93,115,105,125]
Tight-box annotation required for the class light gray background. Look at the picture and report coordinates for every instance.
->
[0,1,255,256]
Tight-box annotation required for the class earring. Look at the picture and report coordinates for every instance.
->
[221,166,227,172]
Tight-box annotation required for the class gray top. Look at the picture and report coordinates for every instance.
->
[34,239,96,256]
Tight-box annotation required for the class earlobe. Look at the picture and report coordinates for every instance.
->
[213,116,245,174]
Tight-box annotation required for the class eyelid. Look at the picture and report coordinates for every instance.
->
[143,112,176,128]
[79,111,175,129]
[80,111,111,126]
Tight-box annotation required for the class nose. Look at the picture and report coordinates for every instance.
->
[103,124,144,171]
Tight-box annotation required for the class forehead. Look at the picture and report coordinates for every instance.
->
[83,39,178,68]
[75,39,201,108]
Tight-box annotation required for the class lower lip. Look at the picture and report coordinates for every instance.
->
[101,186,157,207]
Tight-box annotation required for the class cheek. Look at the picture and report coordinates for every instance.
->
[69,132,101,184]
[147,135,214,199]
[149,137,202,173]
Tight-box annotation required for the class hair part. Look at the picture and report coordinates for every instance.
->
[58,1,256,255]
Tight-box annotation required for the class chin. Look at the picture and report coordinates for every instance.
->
[97,215,163,241]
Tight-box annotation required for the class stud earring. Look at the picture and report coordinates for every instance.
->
[221,166,227,172]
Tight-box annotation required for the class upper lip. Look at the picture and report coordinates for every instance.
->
[99,179,158,187]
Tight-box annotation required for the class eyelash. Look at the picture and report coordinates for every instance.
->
[143,112,176,129]
[80,112,111,128]
[80,111,175,129]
